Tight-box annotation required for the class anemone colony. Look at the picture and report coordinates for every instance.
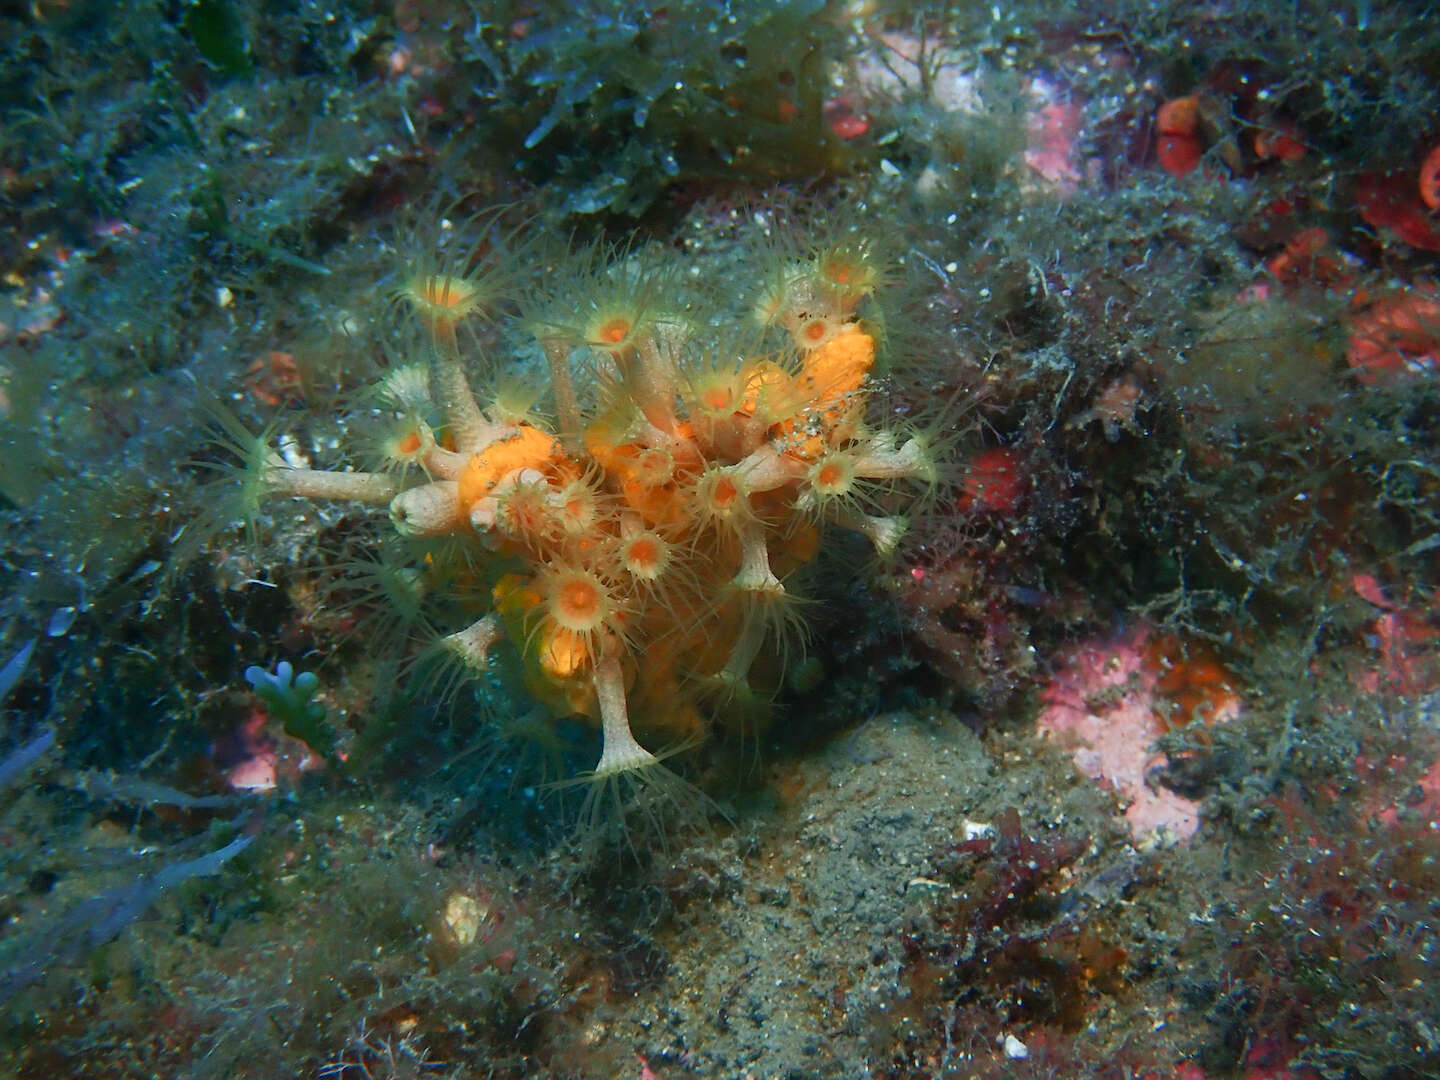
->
[241,224,937,808]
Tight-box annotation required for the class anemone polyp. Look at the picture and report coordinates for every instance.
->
[794,314,842,351]
[807,450,858,499]
[632,446,675,488]
[372,417,433,474]
[752,260,808,326]
[558,575,602,626]
[686,364,749,420]
[556,479,601,535]
[691,466,753,531]
[619,529,671,582]
[594,316,632,345]
[701,383,735,414]
[490,374,546,426]
[405,272,486,324]
[583,302,645,350]
[376,363,432,413]
[538,561,625,647]
[496,474,560,546]
[816,243,881,303]
[707,473,740,509]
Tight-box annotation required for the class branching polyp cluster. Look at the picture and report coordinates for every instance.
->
[252,223,936,812]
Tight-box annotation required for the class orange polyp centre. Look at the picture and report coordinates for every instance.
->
[803,320,829,343]
[816,462,845,490]
[421,275,477,311]
[703,385,732,413]
[627,536,660,568]
[558,578,601,622]
[397,431,422,455]
[599,318,631,344]
[712,477,738,508]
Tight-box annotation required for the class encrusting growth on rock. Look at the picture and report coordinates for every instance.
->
[241,219,938,823]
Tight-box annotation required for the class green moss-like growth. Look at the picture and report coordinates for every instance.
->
[463,0,868,218]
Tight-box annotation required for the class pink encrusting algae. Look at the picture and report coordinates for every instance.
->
[1037,626,1239,842]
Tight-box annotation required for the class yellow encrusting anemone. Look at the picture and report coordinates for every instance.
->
[244,224,937,837]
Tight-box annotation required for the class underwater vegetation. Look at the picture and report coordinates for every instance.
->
[467,0,872,217]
